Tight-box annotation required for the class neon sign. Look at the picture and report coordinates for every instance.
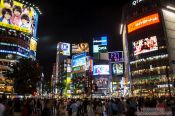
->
[127,13,160,33]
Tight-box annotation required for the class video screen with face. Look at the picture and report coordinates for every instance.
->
[132,36,158,55]
[0,0,38,36]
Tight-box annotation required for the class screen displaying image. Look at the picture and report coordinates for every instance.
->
[72,52,86,67]
[133,36,158,55]
[113,63,123,75]
[72,43,89,54]
[93,65,110,75]
[0,0,39,36]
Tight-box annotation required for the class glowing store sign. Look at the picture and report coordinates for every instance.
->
[127,13,160,33]
[157,84,172,88]
[132,0,143,6]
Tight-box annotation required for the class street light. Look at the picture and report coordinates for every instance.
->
[166,5,175,11]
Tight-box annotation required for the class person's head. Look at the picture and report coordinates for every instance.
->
[143,41,147,45]
[2,8,12,20]
[23,5,31,15]
[21,14,29,24]
[4,0,13,8]
[13,5,22,16]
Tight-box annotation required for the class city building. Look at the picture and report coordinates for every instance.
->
[56,42,71,95]
[121,0,175,97]
[0,0,41,94]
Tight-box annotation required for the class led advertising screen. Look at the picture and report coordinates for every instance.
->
[0,0,39,36]
[72,52,86,67]
[113,63,123,75]
[133,36,158,55]
[109,51,123,63]
[57,42,70,56]
[93,65,110,75]
[127,13,160,33]
[72,43,89,54]
[93,36,108,53]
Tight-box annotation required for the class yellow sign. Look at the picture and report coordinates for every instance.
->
[0,0,38,35]
[30,39,37,52]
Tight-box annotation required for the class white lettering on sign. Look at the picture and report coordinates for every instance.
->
[157,84,172,88]
[99,46,107,50]
[132,0,143,6]
[93,40,107,43]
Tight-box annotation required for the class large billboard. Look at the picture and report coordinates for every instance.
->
[109,51,123,63]
[72,52,86,67]
[132,36,158,55]
[72,43,89,54]
[93,65,110,76]
[57,42,70,56]
[0,0,39,36]
[127,13,160,33]
[93,36,108,53]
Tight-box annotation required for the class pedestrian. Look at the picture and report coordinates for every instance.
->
[70,100,78,116]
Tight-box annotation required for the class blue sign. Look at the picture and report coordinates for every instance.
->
[93,36,108,53]
[72,52,87,67]
[61,43,69,51]
[109,51,124,63]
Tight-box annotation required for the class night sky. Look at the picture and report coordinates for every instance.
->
[31,0,131,78]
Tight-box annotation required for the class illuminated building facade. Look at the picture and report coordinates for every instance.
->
[56,42,71,94]
[121,0,175,97]
[0,0,41,94]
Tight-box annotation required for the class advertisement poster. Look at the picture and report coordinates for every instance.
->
[0,0,39,36]
[93,65,110,75]
[72,43,89,54]
[133,36,158,55]
[72,52,86,67]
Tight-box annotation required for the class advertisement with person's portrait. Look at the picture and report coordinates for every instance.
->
[0,0,38,36]
[133,36,158,55]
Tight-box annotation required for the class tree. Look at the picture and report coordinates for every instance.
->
[7,58,41,95]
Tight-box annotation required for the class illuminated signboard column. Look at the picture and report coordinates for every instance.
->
[93,36,108,60]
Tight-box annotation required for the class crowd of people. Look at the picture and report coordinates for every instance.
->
[0,96,174,116]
